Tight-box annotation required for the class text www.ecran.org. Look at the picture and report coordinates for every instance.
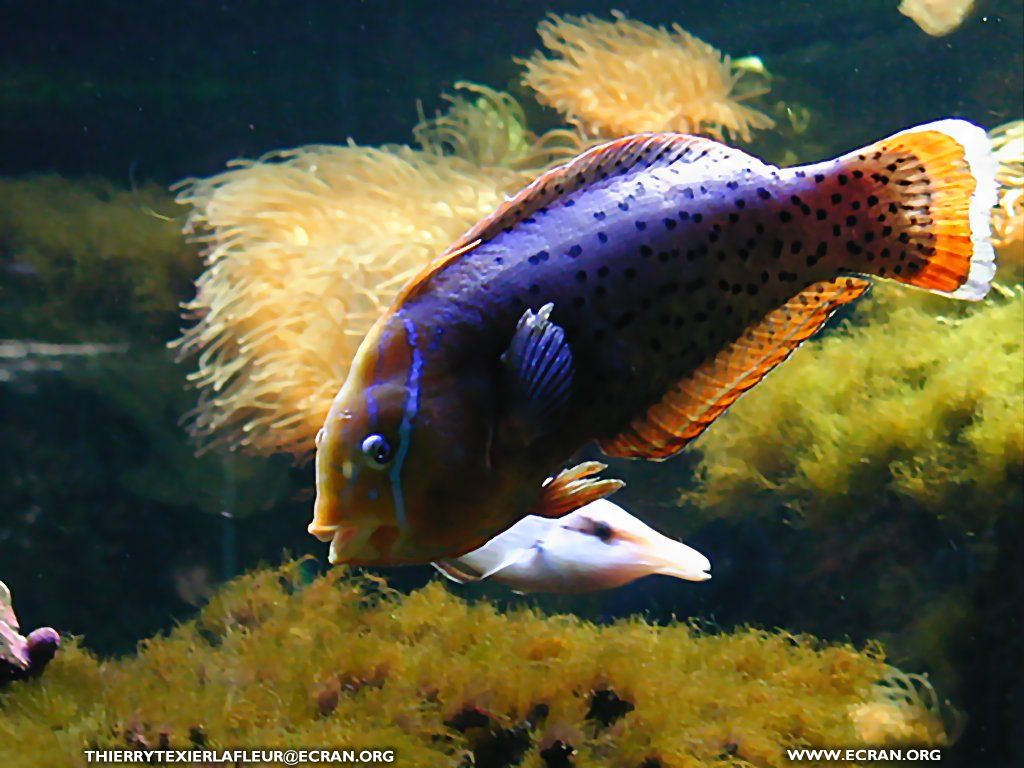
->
[787,748,943,762]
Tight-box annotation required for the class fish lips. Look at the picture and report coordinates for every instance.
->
[307,520,338,543]
[326,527,362,565]
[646,541,712,582]
[305,518,362,565]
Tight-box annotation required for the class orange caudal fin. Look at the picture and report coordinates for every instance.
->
[825,119,998,300]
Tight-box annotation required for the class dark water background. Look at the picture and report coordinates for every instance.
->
[1,0,1022,764]
[3,0,1022,182]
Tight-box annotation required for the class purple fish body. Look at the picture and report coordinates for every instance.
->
[310,124,997,565]
[403,139,807,443]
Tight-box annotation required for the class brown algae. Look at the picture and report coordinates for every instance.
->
[0,563,948,767]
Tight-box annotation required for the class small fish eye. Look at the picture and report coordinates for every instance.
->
[592,520,614,543]
[360,434,393,468]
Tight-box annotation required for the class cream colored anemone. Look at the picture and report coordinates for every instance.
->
[173,144,525,456]
[413,81,585,170]
[849,667,957,745]
[989,120,1023,268]
[173,82,591,457]
[521,11,774,142]
[899,0,976,37]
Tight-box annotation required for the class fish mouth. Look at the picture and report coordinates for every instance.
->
[327,526,379,565]
[307,520,339,543]
[307,497,359,560]
[648,543,712,583]
[662,563,712,582]
[328,527,358,564]
[307,489,344,543]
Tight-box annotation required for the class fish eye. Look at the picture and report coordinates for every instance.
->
[592,520,614,543]
[360,434,393,469]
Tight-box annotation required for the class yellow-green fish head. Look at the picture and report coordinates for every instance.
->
[309,312,497,565]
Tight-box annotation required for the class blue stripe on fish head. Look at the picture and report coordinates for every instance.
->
[388,316,424,533]
[310,310,423,561]
[312,299,507,565]
[354,315,422,534]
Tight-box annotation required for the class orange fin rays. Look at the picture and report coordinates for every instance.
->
[530,461,625,519]
[833,120,997,300]
[600,277,871,460]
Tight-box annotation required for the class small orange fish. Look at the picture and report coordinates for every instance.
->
[309,120,996,565]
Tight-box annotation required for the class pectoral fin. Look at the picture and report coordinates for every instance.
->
[500,303,574,444]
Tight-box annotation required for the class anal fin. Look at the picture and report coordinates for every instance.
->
[600,277,871,460]
[530,461,625,519]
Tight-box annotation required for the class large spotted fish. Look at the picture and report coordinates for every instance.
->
[309,119,997,565]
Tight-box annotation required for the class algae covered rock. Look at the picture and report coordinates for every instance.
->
[0,563,947,767]
[0,175,196,342]
[682,286,1024,535]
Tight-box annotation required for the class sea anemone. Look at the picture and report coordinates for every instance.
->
[413,81,584,171]
[173,144,525,456]
[173,82,590,458]
[1,581,60,687]
[898,0,976,37]
[520,12,774,142]
[849,667,959,745]
[990,120,1023,269]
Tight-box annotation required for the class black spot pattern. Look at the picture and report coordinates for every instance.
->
[427,135,944,446]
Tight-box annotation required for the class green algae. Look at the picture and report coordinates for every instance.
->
[0,563,946,768]
[0,175,195,342]
[683,285,1024,535]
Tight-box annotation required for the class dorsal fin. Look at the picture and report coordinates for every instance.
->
[599,277,871,460]
[395,133,754,305]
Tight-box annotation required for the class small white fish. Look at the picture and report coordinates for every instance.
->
[432,499,711,594]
